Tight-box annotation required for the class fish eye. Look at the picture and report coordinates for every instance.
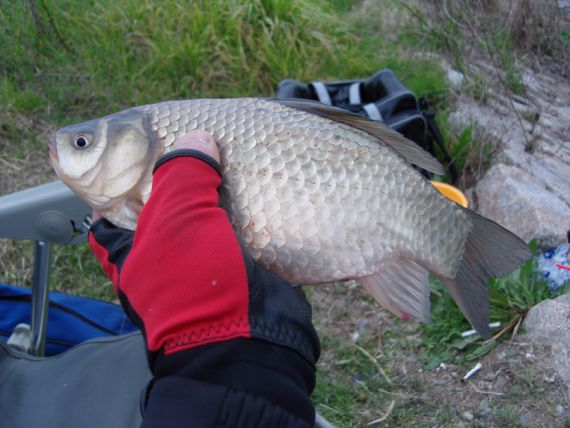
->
[73,135,91,149]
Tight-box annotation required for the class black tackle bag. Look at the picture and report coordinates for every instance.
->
[276,69,458,183]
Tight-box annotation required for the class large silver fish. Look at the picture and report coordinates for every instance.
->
[49,98,531,338]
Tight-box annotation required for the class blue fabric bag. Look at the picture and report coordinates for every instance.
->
[0,283,138,355]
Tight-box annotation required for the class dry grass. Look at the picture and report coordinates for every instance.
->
[505,0,569,62]
[0,111,57,194]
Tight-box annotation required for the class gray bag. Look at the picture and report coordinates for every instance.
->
[0,332,150,428]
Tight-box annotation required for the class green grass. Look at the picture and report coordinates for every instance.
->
[0,0,444,122]
[0,111,47,160]
[313,334,395,426]
[404,2,467,73]
[0,0,448,124]
[0,240,115,301]
[408,0,530,96]
[489,28,524,95]
[50,244,117,301]
[0,75,46,113]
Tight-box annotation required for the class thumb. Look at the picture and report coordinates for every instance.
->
[173,130,220,164]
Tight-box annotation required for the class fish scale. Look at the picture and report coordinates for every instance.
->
[50,97,532,337]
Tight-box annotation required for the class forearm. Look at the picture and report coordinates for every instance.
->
[145,339,315,427]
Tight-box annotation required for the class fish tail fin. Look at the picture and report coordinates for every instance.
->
[438,209,532,339]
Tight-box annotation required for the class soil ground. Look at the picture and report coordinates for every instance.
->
[311,283,569,426]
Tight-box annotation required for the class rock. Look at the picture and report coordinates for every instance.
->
[447,69,465,88]
[544,373,557,383]
[559,0,570,20]
[519,411,531,427]
[473,164,570,247]
[462,411,474,421]
[523,293,570,400]
[479,400,493,423]
[499,150,570,208]
[449,58,570,248]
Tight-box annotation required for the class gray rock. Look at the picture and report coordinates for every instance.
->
[449,58,570,248]
[462,411,474,421]
[519,411,531,427]
[473,164,570,248]
[559,0,570,20]
[523,293,570,400]
[479,399,493,423]
[447,69,465,88]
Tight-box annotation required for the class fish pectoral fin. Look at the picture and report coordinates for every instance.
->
[273,98,444,175]
[359,258,431,323]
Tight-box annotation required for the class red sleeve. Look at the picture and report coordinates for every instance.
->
[118,154,252,354]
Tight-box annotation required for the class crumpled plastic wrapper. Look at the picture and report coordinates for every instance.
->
[537,243,570,292]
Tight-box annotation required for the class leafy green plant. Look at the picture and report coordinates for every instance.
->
[435,118,497,187]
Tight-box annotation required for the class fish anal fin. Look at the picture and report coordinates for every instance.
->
[360,258,431,323]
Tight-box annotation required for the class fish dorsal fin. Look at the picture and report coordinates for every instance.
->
[359,257,432,323]
[273,98,444,175]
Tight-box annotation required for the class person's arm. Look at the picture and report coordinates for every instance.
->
[89,131,320,427]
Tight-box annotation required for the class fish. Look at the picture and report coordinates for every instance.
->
[49,97,532,338]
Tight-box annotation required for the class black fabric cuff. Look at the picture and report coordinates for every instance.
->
[151,339,316,426]
[89,219,134,272]
[153,149,221,177]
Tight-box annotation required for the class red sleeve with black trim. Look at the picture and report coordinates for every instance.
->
[118,155,252,354]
